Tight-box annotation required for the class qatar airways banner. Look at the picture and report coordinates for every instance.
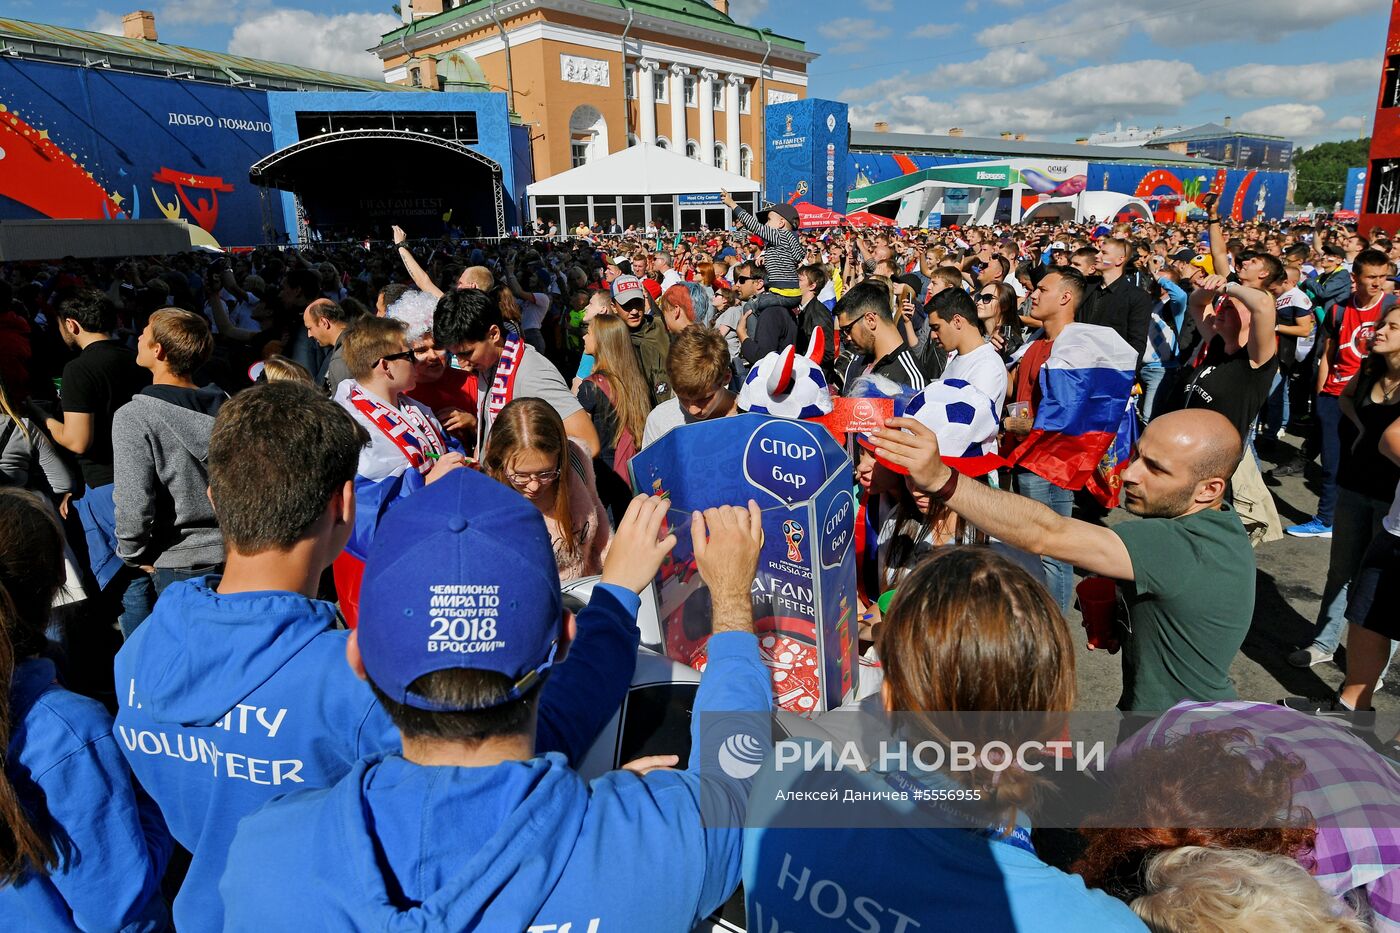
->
[0,57,282,246]
[630,413,858,715]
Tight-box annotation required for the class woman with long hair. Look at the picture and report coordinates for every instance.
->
[0,374,75,505]
[742,547,1143,929]
[482,397,611,582]
[977,281,1025,362]
[0,489,171,927]
[1285,306,1400,713]
[576,314,653,480]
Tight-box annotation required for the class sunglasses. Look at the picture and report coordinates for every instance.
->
[974,293,996,303]
[734,275,757,284]
[378,349,416,365]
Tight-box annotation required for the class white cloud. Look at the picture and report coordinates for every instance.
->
[228,10,399,79]
[930,48,1049,88]
[88,10,125,36]
[726,0,768,23]
[975,3,1130,60]
[1218,59,1376,99]
[1237,103,1327,138]
[159,0,255,26]
[846,59,1206,139]
[910,23,959,39]
[1139,0,1389,45]
[1333,114,1369,132]
[818,17,889,40]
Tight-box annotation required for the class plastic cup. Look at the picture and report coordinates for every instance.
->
[1075,576,1121,653]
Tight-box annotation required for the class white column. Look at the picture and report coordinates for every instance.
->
[637,58,657,145]
[699,69,718,168]
[725,74,742,174]
[669,64,689,153]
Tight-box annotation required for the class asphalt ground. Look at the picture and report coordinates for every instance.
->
[1068,431,1399,717]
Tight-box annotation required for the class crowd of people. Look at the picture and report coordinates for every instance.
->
[0,191,1397,931]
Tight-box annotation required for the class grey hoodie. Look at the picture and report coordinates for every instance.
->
[112,386,226,569]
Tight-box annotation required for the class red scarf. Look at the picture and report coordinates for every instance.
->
[347,384,448,475]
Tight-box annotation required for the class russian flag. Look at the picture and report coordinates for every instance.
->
[1085,395,1139,508]
[1003,323,1138,492]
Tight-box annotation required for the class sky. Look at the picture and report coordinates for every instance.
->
[18,0,1394,147]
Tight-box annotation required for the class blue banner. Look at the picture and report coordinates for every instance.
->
[765,98,851,213]
[679,192,725,206]
[630,413,857,713]
[1345,166,1367,213]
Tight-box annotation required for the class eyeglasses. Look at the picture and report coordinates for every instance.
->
[507,469,561,487]
[378,349,416,365]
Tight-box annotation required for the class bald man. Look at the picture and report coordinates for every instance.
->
[872,408,1256,714]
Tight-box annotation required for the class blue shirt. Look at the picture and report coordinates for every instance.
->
[113,578,640,932]
[220,633,773,931]
[4,659,170,931]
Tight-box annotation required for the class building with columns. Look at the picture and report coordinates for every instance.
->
[372,0,813,182]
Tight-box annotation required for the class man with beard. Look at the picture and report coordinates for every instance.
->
[871,408,1253,715]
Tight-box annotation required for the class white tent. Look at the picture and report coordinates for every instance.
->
[526,144,760,233]
[528,143,760,197]
[1022,191,1153,224]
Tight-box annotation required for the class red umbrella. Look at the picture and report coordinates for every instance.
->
[793,201,846,228]
[845,210,894,228]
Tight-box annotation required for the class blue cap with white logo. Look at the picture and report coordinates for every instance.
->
[356,468,564,711]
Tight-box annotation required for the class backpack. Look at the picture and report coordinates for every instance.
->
[587,374,638,478]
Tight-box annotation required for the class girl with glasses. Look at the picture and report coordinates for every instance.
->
[483,398,611,582]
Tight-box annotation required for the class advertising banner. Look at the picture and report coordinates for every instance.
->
[1346,167,1367,213]
[0,57,281,245]
[765,99,851,213]
[630,413,858,714]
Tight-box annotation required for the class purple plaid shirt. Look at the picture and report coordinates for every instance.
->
[1115,701,1400,929]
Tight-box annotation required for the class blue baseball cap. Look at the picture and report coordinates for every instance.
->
[356,468,564,711]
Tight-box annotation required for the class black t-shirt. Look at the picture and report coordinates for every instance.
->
[1178,336,1279,442]
[61,339,150,488]
[575,377,619,467]
[1337,370,1400,502]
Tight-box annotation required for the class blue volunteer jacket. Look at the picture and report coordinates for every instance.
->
[220,632,772,932]
[742,737,1147,933]
[112,578,640,933]
[3,658,171,931]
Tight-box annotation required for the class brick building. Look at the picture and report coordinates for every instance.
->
[373,0,813,182]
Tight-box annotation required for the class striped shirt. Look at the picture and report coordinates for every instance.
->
[734,207,803,289]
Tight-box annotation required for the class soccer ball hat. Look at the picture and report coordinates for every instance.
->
[737,330,835,420]
[857,378,1003,478]
[356,468,564,712]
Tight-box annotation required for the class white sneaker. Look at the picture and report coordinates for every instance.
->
[1287,646,1335,669]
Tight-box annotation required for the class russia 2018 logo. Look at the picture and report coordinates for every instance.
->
[782,519,804,562]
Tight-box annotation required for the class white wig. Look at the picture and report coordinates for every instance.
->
[385,289,440,342]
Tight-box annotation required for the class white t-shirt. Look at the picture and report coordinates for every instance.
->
[519,291,550,331]
[942,341,1008,415]
[641,397,687,448]
[659,270,684,293]
[476,343,582,450]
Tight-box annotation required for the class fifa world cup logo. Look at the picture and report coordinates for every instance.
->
[782,520,804,562]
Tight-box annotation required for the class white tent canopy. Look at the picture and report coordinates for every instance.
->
[527,143,760,197]
[1022,191,1153,224]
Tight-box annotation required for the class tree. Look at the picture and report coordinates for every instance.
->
[1293,138,1371,208]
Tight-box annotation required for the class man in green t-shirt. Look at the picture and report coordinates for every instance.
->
[870,408,1254,713]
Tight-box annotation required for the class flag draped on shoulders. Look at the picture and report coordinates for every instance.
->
[332,380,455,626]
[1002,323,1138,499]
